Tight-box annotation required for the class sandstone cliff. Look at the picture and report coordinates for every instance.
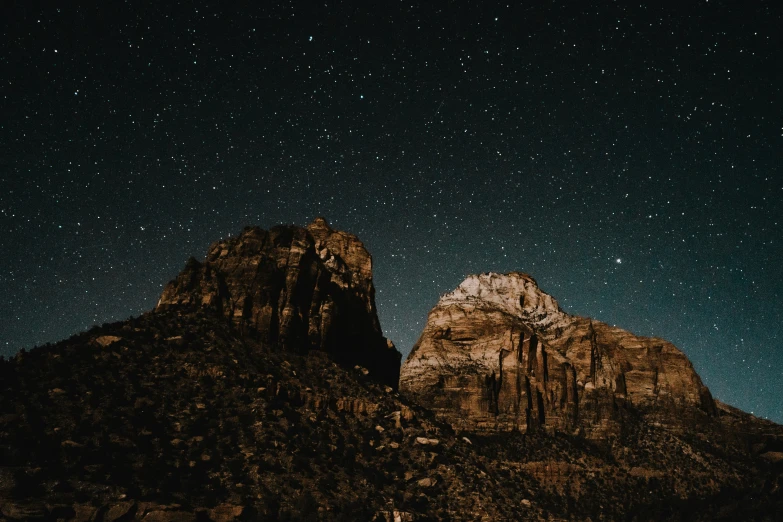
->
[156,217,401,388]
[400,272,716,437]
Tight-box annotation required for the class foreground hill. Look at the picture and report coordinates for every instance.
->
[1,310,550,520]
[1,221,781,520]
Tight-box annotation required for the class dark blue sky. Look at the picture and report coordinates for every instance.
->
[2,1,781,422]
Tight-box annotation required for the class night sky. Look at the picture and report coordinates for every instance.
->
[2,2,781,423]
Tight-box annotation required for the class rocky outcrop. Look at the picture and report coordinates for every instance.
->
[156,217,401,388]
[400,272,716,437]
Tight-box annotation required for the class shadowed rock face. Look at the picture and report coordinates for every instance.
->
[400,272,716,437]
[157,217,401,388]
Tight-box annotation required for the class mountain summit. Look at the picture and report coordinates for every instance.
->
[401,272,715,437]
[157,217,401,388]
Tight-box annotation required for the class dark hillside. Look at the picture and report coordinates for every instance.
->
[0,310,546,520]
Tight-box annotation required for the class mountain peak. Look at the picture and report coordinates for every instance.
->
[402,271,715,437]
[156,220,400,388]
[307,215,332,232]
[440,272,563,322]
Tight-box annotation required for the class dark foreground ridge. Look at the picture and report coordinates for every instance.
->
[1,310,541,520]
[1,220,782,521]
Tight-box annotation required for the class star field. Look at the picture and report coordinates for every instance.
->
[1,2,781,422]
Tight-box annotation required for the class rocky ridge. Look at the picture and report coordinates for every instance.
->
[0,310,548,521]
[401,272,716,437]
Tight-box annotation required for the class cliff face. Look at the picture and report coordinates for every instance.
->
[400,272,716,437]
[156,217,401,388]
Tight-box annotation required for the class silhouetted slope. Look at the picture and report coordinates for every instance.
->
[0,310,548,520]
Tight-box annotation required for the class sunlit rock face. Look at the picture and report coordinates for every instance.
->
[400,272,715,437]
[157,217,401,388]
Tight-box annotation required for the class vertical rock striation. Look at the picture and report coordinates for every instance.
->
[156,217,401,388]
[400,272,715,437]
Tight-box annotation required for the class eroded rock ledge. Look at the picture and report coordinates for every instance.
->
[400,272,715,437]
[156,217,401,388]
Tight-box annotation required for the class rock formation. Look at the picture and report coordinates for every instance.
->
[2,237,783,520]
[400,272,716,437]
[157,217,401,388]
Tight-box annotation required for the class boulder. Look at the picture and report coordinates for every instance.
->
[417,477,436,487]
[208,504,244,521]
